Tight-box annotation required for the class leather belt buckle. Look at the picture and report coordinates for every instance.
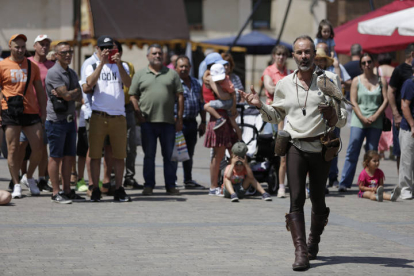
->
[67,114,74,123]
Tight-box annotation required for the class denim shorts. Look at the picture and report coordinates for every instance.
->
[209,99,233,110]
[223,183,250,199]
[45,120,77,158]
[20,128,48,144]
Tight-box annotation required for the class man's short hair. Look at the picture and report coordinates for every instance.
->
[114,40,123,53]
[54,41,70,52]
[147,44,162,55]
[292,35,315,52]
[405,43,414,57]
[350,44,362,56]
[175,55,190,68]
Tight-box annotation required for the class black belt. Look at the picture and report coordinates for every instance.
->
[92,110,121,118]
[48,114,74,123]
[297,135,323,142]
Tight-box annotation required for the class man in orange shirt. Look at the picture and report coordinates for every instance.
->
[0,34,47,199]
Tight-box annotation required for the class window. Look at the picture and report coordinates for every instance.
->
[184,0,203,30]
[252,0,271,30]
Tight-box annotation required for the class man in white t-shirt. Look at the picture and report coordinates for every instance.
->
[85,36,131,202]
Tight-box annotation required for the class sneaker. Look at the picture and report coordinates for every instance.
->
[76,179,88,192]
[142,186,153,196]
[262,192,272,201]
[51,192,72,204]
[376,186,384,202]
[216,187,224,197]
[390,187,401,202]
[124,178,143,189]
[11,184,22,199]
[230,193,239,202]
[90,187,102,202]
[208,188,216,196]
[66,189,86,201]
[166,187,180,195]
[277,188,286,198]
[38,178,53,192]
[400,188,413,200]
[27,178,40,196]
[184,180,205,190]
[20,174,29,188]
[338,185,348,192]
[328,178,339,188]
[213,117,226,130]
[114,187,132,202]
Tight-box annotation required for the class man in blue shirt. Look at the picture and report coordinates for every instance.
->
[174,55,206,189]
[399,76,414,200]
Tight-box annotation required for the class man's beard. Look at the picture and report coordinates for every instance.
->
[294,57,313,71]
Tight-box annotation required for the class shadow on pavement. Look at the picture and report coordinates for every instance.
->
[314,256,414,268]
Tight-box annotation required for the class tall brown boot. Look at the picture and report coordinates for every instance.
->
[307,207,330,260]
[285,212,310,271]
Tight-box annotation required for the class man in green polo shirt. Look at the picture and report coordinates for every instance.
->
[129,44,184,195]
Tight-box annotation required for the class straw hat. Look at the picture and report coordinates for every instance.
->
[315,48,334,68]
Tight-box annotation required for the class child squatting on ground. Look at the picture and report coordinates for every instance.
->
[223,142,272,202]
[203,62,242,140]
[357,150,401,202]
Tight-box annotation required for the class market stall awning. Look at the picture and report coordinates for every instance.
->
[358,7,414,36]
[334,0,414,54]
[202,31,292,55]
[88,0,189,40]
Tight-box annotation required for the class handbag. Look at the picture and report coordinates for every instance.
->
[171,131,190,162]
[50,95,68,113]
[7,59,31,117]
[320,131,341,162]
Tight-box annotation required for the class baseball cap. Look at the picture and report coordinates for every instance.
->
[97,36,114,47]
[210,63,226,82]
[9,34,27,45]
[216,59,229,65]
[232,142,248,158]
[34,34,52,43]
[204,52,222,66]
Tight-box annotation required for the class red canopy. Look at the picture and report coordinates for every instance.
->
[334,0,414,54]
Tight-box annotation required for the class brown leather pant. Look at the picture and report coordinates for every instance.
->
[286,145,331,215]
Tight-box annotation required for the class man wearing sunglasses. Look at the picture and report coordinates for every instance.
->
[85,36,132,202]
[45,42,83,203]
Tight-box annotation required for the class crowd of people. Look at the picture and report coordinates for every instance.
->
[1,20,414,270]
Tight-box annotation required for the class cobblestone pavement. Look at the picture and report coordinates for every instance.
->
[1,124,413,276]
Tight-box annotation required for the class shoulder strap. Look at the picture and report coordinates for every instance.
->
[23,59,31,96]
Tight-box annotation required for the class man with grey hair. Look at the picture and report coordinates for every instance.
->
[242,35,347,271]
[129,44,184,196]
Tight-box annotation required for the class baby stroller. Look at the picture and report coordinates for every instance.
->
[222,104,280,195]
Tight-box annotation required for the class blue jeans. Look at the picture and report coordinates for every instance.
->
[392,120,401,157]
[141,122,176,189]
[339,127,382,188]
[173,119,198,183]
[328,127,340,181]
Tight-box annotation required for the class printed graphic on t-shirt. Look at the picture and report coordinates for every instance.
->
[10,69,27,83]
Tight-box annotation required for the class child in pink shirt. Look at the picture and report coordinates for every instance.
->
[357,150,400,202]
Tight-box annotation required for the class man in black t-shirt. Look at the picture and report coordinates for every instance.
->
[388,43,414,170]
[343,44,362,81]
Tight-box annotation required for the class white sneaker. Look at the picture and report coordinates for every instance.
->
[20,174,29,188]
[12,184,22,198]
[27,178,40,196]
[390,187,401,202]
[216,187,224,197]
[277,188,286,198]
[376,186,384,202]
[400,188,413,200]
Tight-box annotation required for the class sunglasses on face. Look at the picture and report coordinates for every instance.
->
[361,60,372,66]
[100,46,112,51]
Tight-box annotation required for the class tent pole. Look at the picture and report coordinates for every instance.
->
[227,0,263,53]
[275,0,292,48]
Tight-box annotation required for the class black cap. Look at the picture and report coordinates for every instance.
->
[97,36,114,47]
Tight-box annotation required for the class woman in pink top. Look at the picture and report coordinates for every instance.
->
[376,54,395,159]
[261,45,291,198]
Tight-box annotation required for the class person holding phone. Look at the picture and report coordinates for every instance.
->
[85,36,132,202]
